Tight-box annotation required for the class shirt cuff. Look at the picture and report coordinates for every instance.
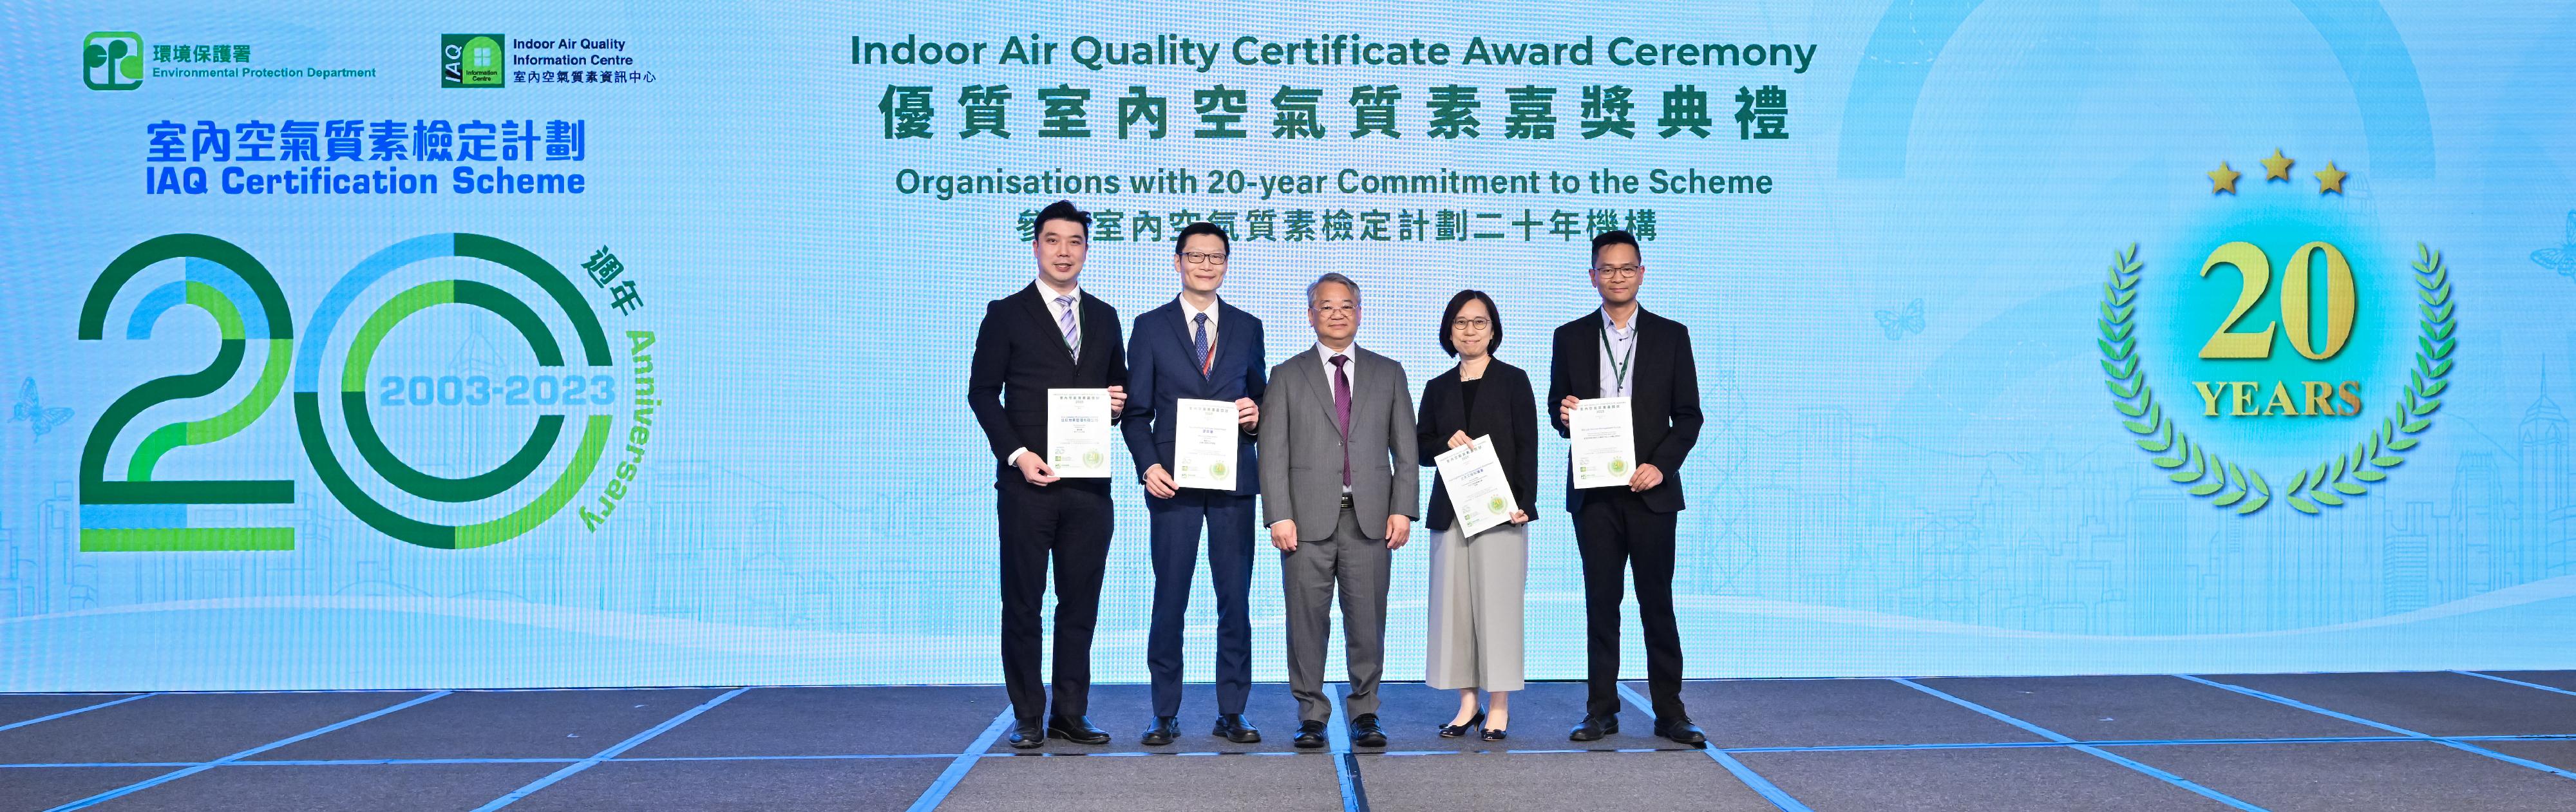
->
[1005,448,1028,466]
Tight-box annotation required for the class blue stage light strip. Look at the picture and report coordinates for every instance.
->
[1327,683,1372,812]
[471,686,752,811]
[1891,678,2268,811]
[1617,682,1815,812]
[2454,670,2576,700]
[0,694,160,733]
[2174,674,2576,781]
[904,707,1016,812]
[44,690,452,811]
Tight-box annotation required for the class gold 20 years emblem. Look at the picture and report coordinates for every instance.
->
[2098,153,2455,515]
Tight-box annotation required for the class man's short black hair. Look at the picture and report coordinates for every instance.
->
[1437,289,1502,357]
[1174,222,1230,254]
[1033,200,1091,238]
[1590,229,1640,263]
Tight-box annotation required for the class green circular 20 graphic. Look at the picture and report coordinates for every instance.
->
[292,233,617,549]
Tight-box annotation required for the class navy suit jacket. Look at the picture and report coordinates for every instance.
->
[1121,296,1266,498]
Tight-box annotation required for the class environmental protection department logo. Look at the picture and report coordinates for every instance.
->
[84,32,144,90]
[2098,151,2454,515]
[442,34,504,88]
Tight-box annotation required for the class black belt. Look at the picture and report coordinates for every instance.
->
[1339,493,1354,509]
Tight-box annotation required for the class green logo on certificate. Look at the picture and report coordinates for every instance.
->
[1083,449,1104,468]
[1211,462,1226,478]
[1487,496,1506,513]
[1609,457,1628,475]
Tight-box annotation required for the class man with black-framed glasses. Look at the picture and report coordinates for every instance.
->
[1121,222,1267,746]
[1547,229,1706,746]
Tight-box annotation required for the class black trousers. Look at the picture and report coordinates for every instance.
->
[1573,490,1685,721]
[1144,490,1255,717]
[998,474,1113,723]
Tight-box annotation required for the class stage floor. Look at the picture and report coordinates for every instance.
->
[9,672,2576,810]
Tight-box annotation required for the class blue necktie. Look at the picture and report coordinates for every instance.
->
[1193,313,1211,377]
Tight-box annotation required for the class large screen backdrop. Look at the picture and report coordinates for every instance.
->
[3,2,2574,690]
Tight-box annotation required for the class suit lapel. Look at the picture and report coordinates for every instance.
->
[1575,314,1603,399]
[1020,285,1076,367]
[1298,349,1344,436]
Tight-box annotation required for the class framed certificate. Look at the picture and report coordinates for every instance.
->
[1435,435,1518,536]
[1569,397,1636,489]
[1046,388,1113,478]
[1171,398,1238,490]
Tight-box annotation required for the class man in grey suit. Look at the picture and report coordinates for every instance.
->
[1260,272,1418,750]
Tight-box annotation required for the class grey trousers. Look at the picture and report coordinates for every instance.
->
[1423,523,1528,692]
[1283,505,1392,723]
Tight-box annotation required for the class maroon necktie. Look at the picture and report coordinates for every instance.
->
[1331,354,1351,487]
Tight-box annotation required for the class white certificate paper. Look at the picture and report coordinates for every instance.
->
[1569,397,1636,489]
[1435,435,1518,537]
[1047,388,1113,478]
[1171,398,1238,491]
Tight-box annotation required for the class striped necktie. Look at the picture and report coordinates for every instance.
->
[1055,295,1079,363]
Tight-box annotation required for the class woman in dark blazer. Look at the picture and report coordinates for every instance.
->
[1416,290,1539,741]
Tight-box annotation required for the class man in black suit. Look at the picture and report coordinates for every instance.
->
[1548,229,1706,745]
[968,200,1128,748]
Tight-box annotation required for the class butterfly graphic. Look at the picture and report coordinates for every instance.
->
[2534,211,2576,280]
[11,378,72,440]
[1875,298,1926,341]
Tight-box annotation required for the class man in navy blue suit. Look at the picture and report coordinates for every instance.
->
[1122,222,1267,745]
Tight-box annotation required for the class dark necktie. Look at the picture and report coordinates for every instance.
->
[1331,354,1351,487]
[1194,313,1213,377]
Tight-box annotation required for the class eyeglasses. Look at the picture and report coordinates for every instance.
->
[1591,264,1643,279]
[1451,317,1492,331]
[1312,303,1356,316]
[1182,252,1229,265]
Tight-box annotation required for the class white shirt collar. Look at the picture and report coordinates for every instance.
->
[1179,294,1220,326]
[1034,279,1081,305]
[1600,306,1638,335]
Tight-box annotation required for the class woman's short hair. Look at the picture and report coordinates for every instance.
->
[1437,289,1502,357]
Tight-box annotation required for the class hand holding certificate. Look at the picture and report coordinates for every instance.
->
[1569,397,1636,489]
[1171,398,1238,491]
[1047,388,1113,478]
[1435,435,1519,536]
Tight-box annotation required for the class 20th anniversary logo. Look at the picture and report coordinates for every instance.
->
[2100,152,2454,515]
[76,233,657,551]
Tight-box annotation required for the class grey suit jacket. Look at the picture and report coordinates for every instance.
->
[1259,345,1419,540]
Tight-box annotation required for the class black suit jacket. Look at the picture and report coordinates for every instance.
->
[1416,360,1540,532]
[968,283,1128,487]
[1546,307,1702,513]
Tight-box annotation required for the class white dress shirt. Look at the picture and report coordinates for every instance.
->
[1180,294,1220,366]
[1007,279,1084,466]
[1316,341,1358,494]
[1597,307,1638,398]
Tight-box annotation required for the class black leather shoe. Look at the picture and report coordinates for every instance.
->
[1568,714,1618,742]
[1438,711,1486,738]
[1654,715,1707,745]
[1140,715,1179,746]
[1007,721,1045,749]
[1350,713,1387,748]
[1479,726,1508,742]
[1046,715,1110,745]
[1293,720,1327,749]
[1214,713,1261,744]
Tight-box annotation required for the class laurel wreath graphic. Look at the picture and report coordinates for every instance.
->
[2097,243,2454,515]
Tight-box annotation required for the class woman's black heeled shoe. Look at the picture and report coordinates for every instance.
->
[1438,712,1486,738]
[1479,726,1508,742]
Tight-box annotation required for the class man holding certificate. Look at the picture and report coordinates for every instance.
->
[1548,229,1706,745]
[1260,272,1416,750]
[1416,290,1538,742]
[967,200,1128,749]
[1120,222,1267,746]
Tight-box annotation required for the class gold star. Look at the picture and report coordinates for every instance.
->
[2316,162,2347,195]
[2208,162,2241,194]
[2261,149,2295,181]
